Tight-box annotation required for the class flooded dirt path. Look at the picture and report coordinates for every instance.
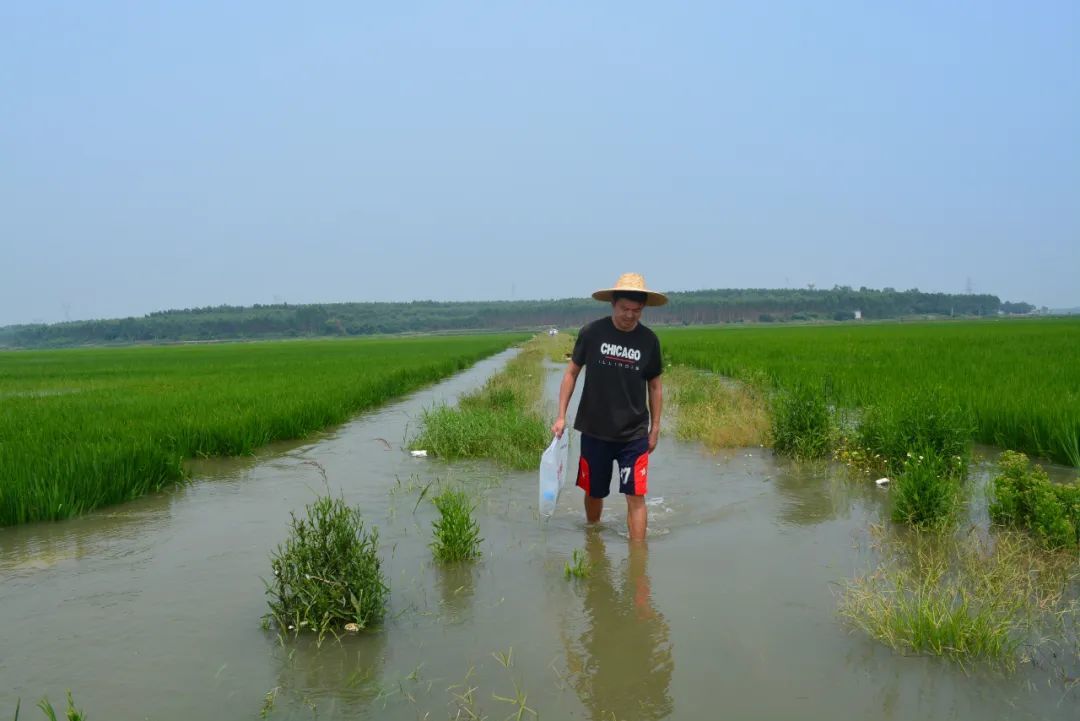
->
[2,349,1077,720]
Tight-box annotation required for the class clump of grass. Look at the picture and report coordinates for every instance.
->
[667,366,769,449]
[265,495,388,642]
[564,548,590,579]
[891,447,963,527]
[411,334,571,469]
[770,382,833,459]
[840,526,1079,669]
[431,487,483,562]
[35,692,85,721]
[990,450,1080,549]
[414,405,550,469]
[854,389,973,477]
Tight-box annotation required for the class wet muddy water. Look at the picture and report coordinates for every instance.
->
[2,350,1078,720]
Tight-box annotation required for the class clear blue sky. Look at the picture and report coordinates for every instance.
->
[2,1,1077,325]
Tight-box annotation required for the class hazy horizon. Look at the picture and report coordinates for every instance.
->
[0,282,1064,330]
[3,2,1077,327]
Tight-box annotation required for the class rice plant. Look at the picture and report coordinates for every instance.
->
[564,548,590,579]
[265,494,388,642]
[431,487,483,562]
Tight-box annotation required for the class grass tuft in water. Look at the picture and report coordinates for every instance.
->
[265,494,388,642]
[431,487,483,563]
[854,389,973,477]
[990,450,1080,549]
[35,692,84,721]
[411,334,571,470]
[770,382,833,459]
[890,447,963,527]
[840,526,1079,670]
[564,548,591,579]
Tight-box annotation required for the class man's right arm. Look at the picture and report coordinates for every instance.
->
[551,360,582,438]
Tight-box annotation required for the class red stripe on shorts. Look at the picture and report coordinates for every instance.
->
[576,457,591,495]
[633,453,649,496]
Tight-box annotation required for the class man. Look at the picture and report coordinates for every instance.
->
[551,272,666,541]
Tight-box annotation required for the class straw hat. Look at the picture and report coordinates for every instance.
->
[591,272,668,307]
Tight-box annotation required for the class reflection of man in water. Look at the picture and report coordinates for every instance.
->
[563,530,674,721]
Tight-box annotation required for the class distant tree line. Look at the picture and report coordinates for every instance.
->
[0,287,1034,348]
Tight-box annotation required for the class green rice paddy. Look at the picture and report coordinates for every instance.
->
[0,334,524,526]
[659,318,1080,467]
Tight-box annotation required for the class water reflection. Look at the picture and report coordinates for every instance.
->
[268,631,387,718]
[436,562,476,621]
[563,531,674,721]
[771,459,877,527]
[0,497,175,578]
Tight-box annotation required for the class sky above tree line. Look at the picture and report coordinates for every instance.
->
[2,1,1077,326]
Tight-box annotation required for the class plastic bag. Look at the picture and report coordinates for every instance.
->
[538,432,570,518]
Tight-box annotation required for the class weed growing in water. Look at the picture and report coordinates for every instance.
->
[855,389,973,477]
[990,451,1080,549]
[431,487,483,562]
[840,525,1079,670]
[771,382,834,460]
[564,548,591,579]
[890,447,963,527]
[33,692,85,721]
[411,334,570,470]
[265,495,388,642]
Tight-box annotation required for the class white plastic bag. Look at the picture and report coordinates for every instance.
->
[538,432,570,518]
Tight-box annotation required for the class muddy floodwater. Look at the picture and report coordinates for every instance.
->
[3,350,1078,720]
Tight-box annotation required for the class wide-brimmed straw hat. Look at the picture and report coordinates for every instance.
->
[591,272,668,307]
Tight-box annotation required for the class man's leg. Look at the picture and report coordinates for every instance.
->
[577,435,613,524]
[616,436,651,541]
[585,494,604,523]
[626,494,647,540]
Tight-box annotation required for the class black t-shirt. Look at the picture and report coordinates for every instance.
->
[572,317,663,442]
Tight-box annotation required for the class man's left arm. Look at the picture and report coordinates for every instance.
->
[647,375,663,453]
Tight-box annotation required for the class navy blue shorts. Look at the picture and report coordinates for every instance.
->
[576,434,650,498]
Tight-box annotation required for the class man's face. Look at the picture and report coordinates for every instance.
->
[611,297,645,331]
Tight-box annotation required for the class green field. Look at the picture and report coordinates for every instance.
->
[659,318,1080,467]
[0,334,525,526]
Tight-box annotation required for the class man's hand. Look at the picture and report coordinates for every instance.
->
[551,417,566,439]
[647,426,660,453]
